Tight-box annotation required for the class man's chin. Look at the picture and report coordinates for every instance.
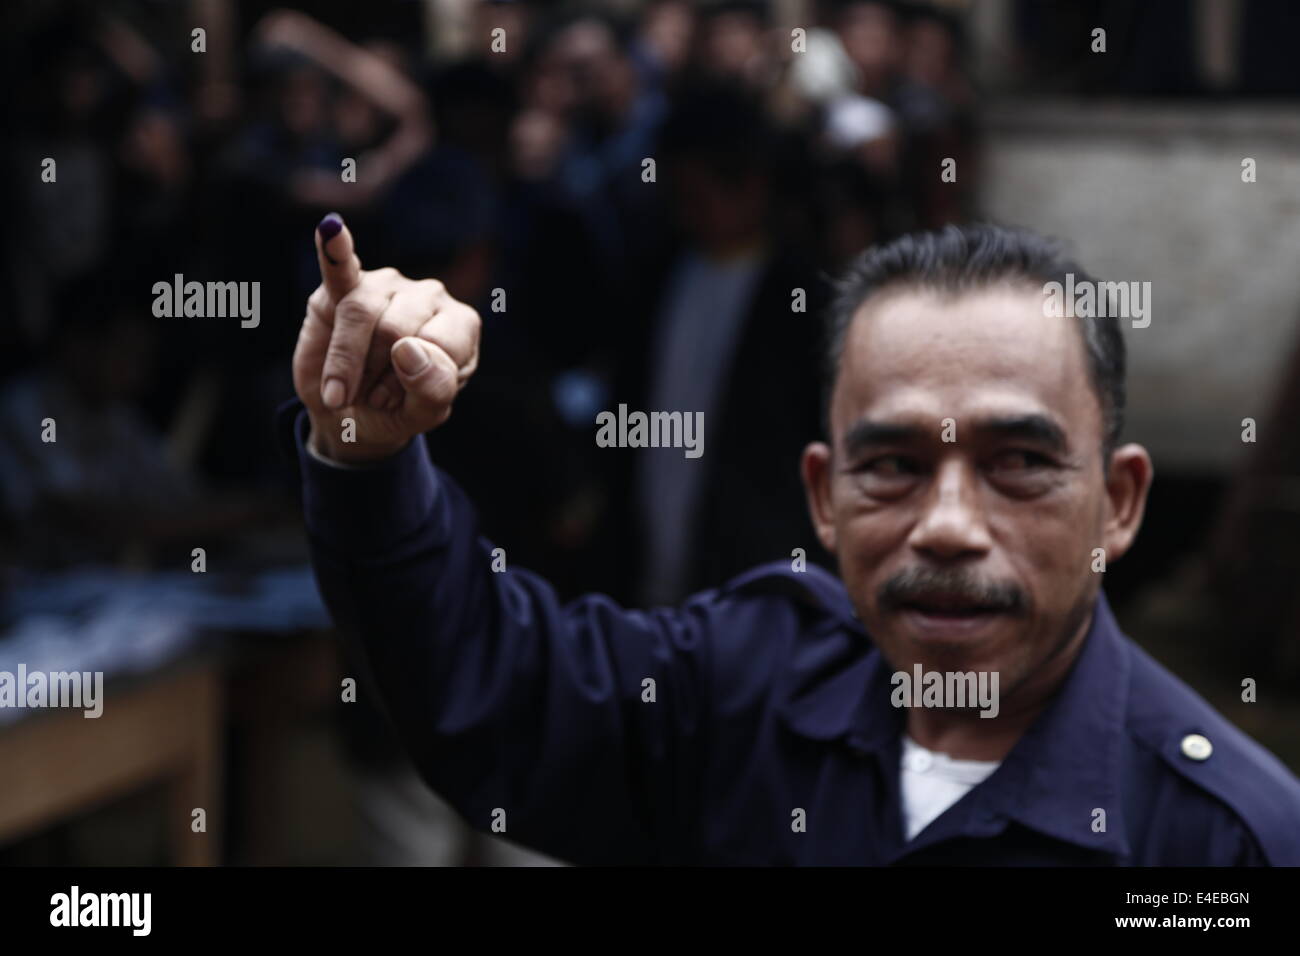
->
[896,607,1016,646]
[869,607,1026,669]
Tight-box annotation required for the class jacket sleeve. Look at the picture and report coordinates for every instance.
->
[284,403,714,864]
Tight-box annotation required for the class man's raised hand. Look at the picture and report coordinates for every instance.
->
[293,212,481,463]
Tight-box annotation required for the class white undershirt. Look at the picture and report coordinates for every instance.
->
[900,735,1001,841]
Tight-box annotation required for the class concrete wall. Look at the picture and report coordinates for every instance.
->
[977,101,1300,471]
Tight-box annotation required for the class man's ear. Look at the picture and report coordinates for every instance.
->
[1102,443,1153,563]
[801,441,838,555]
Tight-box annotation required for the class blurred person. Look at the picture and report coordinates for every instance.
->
[431,59,518,181]
[835,0,904,102]
[189,0,241,133]
[631,0,696,88]
[824,1,976,230]
[812,2,909,228]
[547,11,668,272]
[509,106,570,183]
[215,8,431,250]
[116,107,192,226]
[893,4,976,227]
[397,55,638,609]
[784,19,858,108]
[89,10,200,256]
[248,10,432,212]
[483,11,681,548]
[900,5,973,116]
[815,158,888,274]
[625,81,826,604]
[517,22,580,118]
[509,12,670,294]
[691,0,772,90]
[690,0,853,128]
[471,0,535,71]
[822,91,900,182]
[10,12,169,345]
[280,218,1300,865]
[0,276,271,569]
[197,10,434,484]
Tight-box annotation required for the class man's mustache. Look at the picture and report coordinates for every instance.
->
[878,566,1027,615]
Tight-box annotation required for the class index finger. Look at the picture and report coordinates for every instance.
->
[315,212,362,301]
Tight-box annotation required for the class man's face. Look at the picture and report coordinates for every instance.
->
[803,283,1148,702]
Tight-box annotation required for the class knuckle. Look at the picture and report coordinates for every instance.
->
[334,296,380,328]
[323,340,360,374]
[433,305,478,344]
[377,301,424,336]
[453,307,482,356]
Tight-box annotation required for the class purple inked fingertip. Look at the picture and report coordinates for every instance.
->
[317,213,343,240]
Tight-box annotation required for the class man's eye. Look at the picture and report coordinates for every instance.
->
[859,455,918,477]
[989,450,1052,472]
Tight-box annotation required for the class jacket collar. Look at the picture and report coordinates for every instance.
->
[973,593,1133,859]
[777,590,1133,860]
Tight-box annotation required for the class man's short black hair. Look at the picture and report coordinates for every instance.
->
[822,222,1127,459]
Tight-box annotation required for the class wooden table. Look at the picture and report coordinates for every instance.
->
[0,662,223,866]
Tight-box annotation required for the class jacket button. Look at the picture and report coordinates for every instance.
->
[1180,733,1213,761]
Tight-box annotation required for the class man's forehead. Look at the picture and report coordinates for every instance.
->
[834,284,1097,431]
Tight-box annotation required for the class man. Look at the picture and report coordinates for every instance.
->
[624,80,826,604]
[283,215,1300,865]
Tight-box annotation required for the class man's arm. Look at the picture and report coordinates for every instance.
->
[289,216,714,864]
[294,407,714,863]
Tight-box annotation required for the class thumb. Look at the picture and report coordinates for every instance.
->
[315,212,362,301]
[392,336,460,412]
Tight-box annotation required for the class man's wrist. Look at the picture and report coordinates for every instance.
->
[308,422,409,467]
[296,408,444,556]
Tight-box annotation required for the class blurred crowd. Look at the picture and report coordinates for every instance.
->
[0,0,987,867]
[6,0,1300,866]
[1,0,978,603]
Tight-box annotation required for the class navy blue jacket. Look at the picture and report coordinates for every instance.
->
[281,401,1300,866]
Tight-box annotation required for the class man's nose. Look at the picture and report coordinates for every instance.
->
[906,459,994,561]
